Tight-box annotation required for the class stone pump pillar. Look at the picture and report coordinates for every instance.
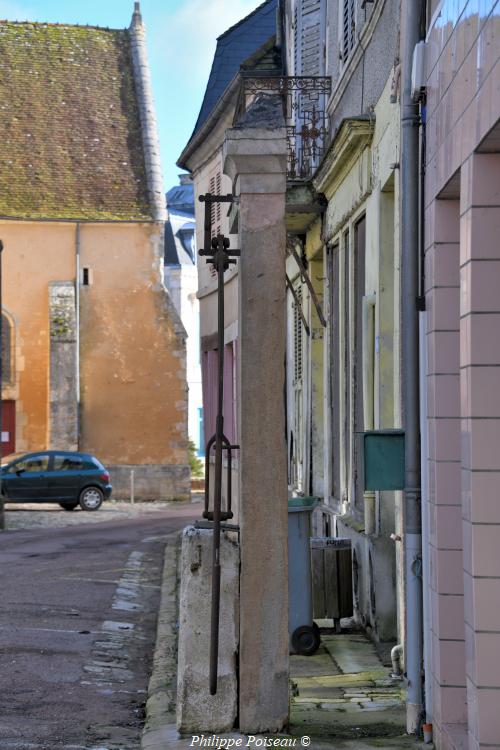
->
[223,115,289,733]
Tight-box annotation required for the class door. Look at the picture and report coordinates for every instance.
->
[1,400,15,457]
[328,243,341,504]
[353,216,366,512]
[2,454,50,501]
[48,454,84,501]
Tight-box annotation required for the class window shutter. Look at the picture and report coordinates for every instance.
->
[341,0,356,62]
[293,284,303,384]
[296,0,325,77]
[215,172,221,234]
[208,169,222,238]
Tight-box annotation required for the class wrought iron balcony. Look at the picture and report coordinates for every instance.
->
[242,75,332,181]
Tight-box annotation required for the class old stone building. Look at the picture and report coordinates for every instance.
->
[0,5,189,500]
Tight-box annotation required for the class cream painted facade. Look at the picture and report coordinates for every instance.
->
[283,0,404,646]
[286,73,403,643]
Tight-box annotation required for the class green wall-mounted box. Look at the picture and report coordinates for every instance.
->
[363,430,405,491]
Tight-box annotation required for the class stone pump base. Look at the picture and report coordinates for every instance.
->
[176,526,240,734]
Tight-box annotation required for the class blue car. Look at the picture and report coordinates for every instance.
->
[0,451,112,511]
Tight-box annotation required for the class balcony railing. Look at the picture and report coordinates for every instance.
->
[242,75,332,180]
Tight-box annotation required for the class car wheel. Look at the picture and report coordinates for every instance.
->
[60,502,78,511]
[79,486,103,511]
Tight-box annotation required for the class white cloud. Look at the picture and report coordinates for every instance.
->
[151,0,264,88]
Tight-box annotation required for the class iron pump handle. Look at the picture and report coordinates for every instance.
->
[203,434,239,521]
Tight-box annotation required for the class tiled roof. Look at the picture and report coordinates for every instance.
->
[0,21,152,221]
[192,0,277,136]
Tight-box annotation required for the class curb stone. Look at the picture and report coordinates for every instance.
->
[141,530,181,749]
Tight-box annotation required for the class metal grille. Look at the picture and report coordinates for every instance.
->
[242,76,331,180]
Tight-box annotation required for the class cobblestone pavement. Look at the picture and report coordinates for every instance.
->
[4,498,203,532]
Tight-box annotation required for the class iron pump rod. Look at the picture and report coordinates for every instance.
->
[198,193,240,696]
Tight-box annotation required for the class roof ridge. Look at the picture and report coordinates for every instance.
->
[0,19,124,32]
[217,0,275,41]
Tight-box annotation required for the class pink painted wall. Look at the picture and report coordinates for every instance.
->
[425,1,500,748]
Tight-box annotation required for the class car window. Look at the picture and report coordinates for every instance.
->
[53,455,84,471]
[8,455,49,473]
[83,460,98,470]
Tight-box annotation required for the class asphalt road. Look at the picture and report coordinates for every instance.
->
[0,502,199,750]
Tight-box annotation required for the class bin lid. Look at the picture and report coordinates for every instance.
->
[288,496,319,513]
[310,536,352,549]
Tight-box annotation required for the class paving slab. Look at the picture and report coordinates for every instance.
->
[142,724,428,750]
[322,634,385,674]
[290,629,408,742]
[290,647,340,678]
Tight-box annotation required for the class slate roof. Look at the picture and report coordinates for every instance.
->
[192,0,277,135]
[0,21,151,221]
[165,179,196,266]
[166,182,194,216]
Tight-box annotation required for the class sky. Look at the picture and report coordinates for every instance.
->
[0,0,264,190]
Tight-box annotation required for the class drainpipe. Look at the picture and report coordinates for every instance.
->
[391,643,404,678]
[401,0,424,734]
[420,309,432,721]
[362,294,376,535]
[75,223,81,448]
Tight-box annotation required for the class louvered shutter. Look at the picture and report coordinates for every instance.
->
[208,169,222,239]
[341,0,356,63]
[295,0,326,77]
[293,284,303,384]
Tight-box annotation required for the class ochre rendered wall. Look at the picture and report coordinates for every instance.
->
[1,221,75,453]
[78,222,187,466]
[1,220,189,497]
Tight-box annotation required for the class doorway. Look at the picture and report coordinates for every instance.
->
[1,400,15,456]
